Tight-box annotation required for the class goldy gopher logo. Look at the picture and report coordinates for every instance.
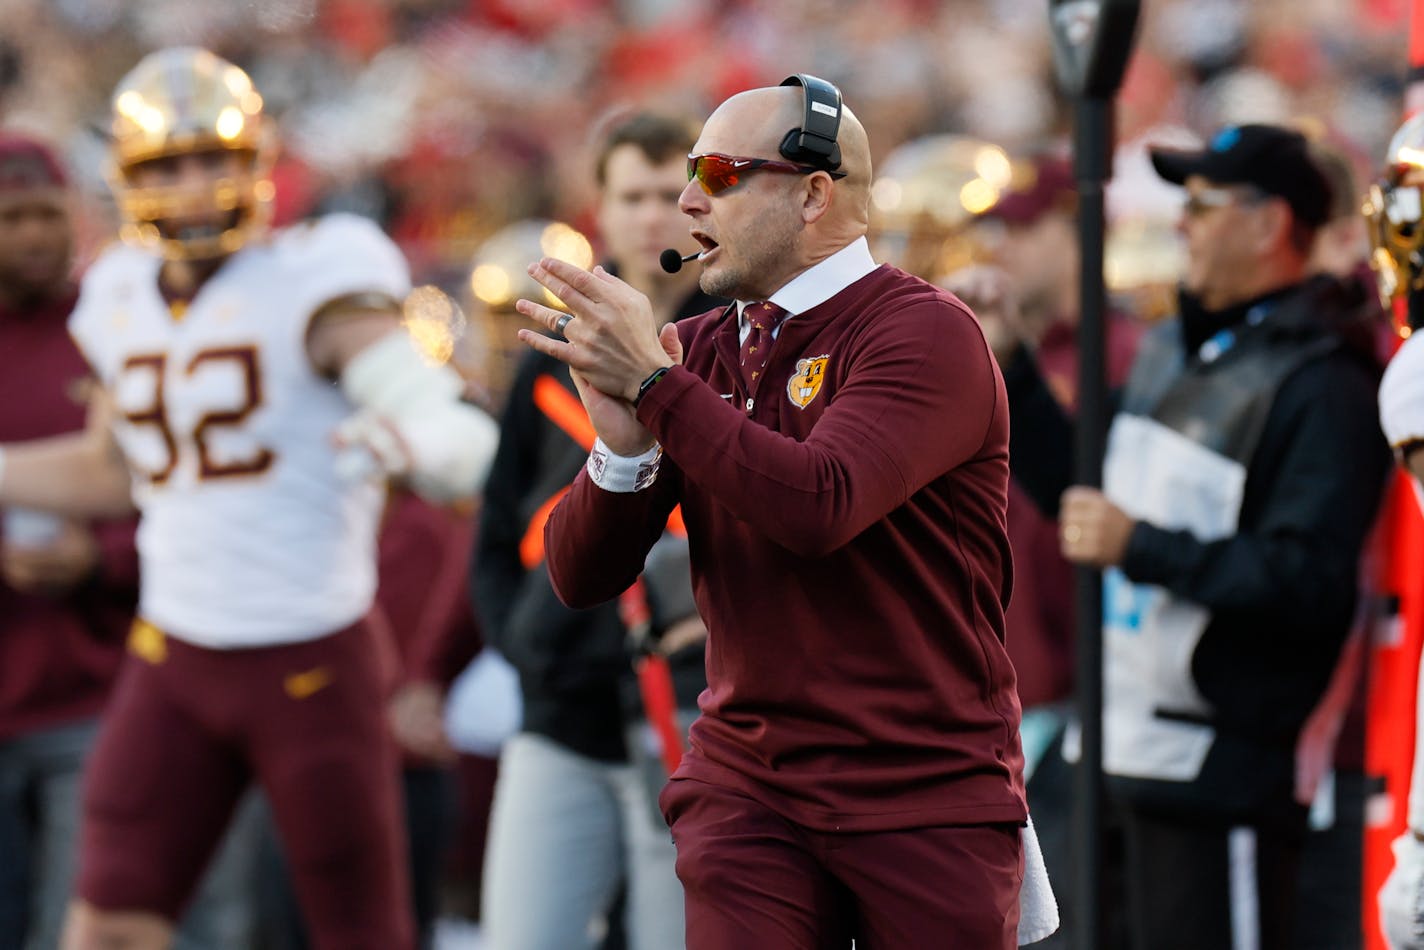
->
[787,354,829,409]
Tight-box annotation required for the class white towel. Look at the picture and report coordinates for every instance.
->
[1018,817,1060,945]
[443,648,523,756]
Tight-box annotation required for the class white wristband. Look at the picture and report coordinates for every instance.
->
[588,438,662,493]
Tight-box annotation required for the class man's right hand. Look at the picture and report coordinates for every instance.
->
[939,264,1030,366]
[567,321,685,458]
[568,369,655,457]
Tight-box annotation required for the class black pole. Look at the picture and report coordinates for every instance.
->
[1072,95,1112,950]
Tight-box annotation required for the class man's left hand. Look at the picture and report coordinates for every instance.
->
[516,258,672,403]
[1059,486,1134,568]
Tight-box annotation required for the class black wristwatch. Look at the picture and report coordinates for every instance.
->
[634,365,672,407]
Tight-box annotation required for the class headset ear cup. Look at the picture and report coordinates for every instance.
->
[779,129,803,164]
[777,73,843,171]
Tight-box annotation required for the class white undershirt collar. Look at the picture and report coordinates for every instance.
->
[736,236,877,339]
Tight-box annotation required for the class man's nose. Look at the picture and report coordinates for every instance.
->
[679,179,707,216]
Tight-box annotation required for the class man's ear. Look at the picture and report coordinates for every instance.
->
[1255,197,1293,253]
[800,172,836,224]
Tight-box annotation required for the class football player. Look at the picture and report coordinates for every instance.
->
[0,47,496,950]
[1372,112,1424,950]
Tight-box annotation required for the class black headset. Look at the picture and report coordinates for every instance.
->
[779,74,845,175]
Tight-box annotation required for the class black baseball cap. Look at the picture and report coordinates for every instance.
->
[1149,124,1332,227]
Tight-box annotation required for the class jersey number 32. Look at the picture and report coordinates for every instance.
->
[118,345,274,484]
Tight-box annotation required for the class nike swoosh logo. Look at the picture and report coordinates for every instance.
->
[128,619,167,665]
[284,667,333,700]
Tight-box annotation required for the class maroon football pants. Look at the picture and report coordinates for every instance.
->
[75,618,414,950]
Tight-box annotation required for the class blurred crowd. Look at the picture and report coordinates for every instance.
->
[3,2,1424,949]
[0,0,1415,348]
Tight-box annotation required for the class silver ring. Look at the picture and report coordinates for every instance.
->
[555,313,573,335]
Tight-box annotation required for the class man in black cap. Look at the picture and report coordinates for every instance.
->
[979,123,1392,949]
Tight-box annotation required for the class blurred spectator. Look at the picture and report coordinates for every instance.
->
[473,112,721,950]
[0,131,137,950]
[1310,140,1372,281]
[942,150,1144,950]
[0,1,1409,281]
[1287,135,1388,950]
[999,123,1391,949]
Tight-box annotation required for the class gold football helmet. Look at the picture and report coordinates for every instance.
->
[870,135,1022,280]
[1104,216,1184,323]
[1366,113,1424,311]
[107,47,275,260]
[466,219,593,401]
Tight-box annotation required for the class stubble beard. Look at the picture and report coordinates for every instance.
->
[698,203,801,301]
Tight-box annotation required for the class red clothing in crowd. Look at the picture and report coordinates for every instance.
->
[546,264,1026,833]
[0,289,137,741]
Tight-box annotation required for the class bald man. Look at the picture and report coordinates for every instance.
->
[517,80,1030,948]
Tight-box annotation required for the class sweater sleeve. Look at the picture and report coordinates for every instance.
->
[543,463,681,610]
[632,299,1000,558]
[1121,357,1391,627]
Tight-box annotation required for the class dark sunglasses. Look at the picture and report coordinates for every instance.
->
[687,152,846,196]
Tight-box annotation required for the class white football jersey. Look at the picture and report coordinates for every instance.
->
[70,214,411,648]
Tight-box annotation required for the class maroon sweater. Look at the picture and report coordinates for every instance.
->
[546,265,1026,832]
[0,290,137,741]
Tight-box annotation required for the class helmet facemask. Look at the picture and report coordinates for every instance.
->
[106,47,276,261]
[1367,113,1424,320]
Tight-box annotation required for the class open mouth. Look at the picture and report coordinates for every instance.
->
[174,223,226,242]
[693,232,719,257]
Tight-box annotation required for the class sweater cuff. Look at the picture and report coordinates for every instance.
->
[588,439,663,493]
[1120,520,1180,586]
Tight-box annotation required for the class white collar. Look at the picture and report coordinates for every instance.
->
[736,236,878,321]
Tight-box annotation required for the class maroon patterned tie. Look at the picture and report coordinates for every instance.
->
[739,301,788,391]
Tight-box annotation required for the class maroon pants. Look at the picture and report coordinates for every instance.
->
[661,778,1022,949]
[76,619,414,950]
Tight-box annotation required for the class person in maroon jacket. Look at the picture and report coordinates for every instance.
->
[0,135,138,950]
[514,80,1039,948]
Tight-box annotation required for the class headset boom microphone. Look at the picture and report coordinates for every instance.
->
[660,249,698,274]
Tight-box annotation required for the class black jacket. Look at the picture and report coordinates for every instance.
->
[1007,276,1391,820]
[472,286,724,761]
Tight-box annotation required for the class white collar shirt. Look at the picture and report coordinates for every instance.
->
[736,236,878,343]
